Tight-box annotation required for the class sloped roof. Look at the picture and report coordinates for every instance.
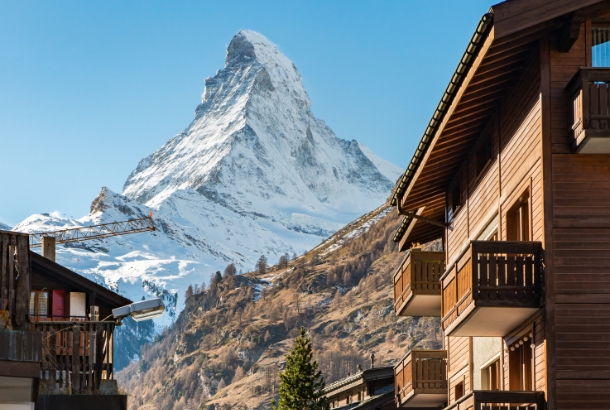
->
[30,252,132,309]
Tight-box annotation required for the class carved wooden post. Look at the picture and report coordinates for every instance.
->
[72,324,81,393]
[15,234,31,329]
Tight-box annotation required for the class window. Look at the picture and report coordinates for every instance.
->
[475,134,493,176]
[449,181,462,220]
[508,335,533,391]
[29,290,48,318]
[454,381,464,400]
[592,25,610,67]
[506,190,530,241]
[482,359,501,390]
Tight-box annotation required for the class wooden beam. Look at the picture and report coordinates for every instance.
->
[557,12,583,53]
[0,360,40,378]
[399,209,449,229]
[492,0,604,39]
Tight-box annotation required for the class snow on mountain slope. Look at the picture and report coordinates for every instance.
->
[14,30,402,321]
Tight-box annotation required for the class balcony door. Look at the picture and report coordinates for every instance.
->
[506,190,530,242]
[508,340,533,391]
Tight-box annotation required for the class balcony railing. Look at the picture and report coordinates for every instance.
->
[393,250,444,317]
[441,241,543,337]
[446,391,545,410]
[567,68,610,153]
[35,320,115,394]
[394,350,447,408]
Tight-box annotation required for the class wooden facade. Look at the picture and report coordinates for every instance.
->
[390,1,610,409]
[0,229,131,407]
[29,252,131,395]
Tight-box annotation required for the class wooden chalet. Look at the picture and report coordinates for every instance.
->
[324,366,395,410]
[390,1,610,409]
[0,230,132,410]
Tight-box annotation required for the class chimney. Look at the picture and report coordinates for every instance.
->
[42,236,56,262]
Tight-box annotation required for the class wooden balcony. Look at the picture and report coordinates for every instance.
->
[441,241,543,337]
[446,391,545,410]
[34,320,116,394]
[394,350,447,408]
[567,68,610,153]
[393,250,444,317]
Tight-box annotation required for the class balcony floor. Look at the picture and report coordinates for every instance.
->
[448,305,539,337]
[400,392,447,408]
[400,294,441,317]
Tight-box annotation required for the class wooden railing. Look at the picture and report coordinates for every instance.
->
[445,391,545,410]
[0,231,31,329]
[393,250,444,315]
[441,241,543,331]
[394,350,447,405]
[34,320,115,394]
[566,68,610,150]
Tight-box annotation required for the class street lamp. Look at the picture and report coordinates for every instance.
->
[112,298,165,322]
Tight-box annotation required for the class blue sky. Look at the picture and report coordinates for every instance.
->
[0,0,494,226]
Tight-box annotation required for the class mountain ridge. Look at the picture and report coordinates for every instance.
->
[13,30,401,328]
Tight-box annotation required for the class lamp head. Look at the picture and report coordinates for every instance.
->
[112,298,165,322]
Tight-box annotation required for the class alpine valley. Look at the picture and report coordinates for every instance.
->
[12,31,401,324]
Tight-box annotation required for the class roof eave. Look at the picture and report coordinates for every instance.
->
[391,13,494,245]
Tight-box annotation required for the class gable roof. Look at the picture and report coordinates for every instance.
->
[30,251,132,309]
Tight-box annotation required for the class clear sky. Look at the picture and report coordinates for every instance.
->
[0,0,495,227]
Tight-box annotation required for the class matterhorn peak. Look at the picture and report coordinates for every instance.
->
[15,30,402,330]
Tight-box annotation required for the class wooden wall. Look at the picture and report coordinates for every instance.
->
[544,20,610,409]
[443,32,548,407]
[445,49,543,268]
[447,335,471,405]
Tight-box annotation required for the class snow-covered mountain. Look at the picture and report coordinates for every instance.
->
[14,30,401,318]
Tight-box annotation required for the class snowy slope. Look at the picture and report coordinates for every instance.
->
[14,30,402,321]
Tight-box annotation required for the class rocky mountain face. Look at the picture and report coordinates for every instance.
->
[116,206,442,410]
[13,31,401,321]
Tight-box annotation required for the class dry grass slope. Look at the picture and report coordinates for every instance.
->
[116,204,442,410]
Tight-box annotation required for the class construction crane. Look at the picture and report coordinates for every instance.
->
[29,212,155,248]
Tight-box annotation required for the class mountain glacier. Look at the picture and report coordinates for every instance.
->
[13,30,401,316]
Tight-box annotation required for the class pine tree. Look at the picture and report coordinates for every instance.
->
[271,327,328,410]
[256,255,268,275]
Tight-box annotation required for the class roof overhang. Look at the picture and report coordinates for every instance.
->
[30,251,132,309]
[391,1,610,250]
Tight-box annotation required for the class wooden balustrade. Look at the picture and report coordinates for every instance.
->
[445,391,545,410]
[441,241,543,336]
[393,250,444,317]
[0,231,31,329]
[394,350,447,407]
[35,320,115,394]
[566,68,610,152]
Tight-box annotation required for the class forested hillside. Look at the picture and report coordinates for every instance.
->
[116,204,442,410]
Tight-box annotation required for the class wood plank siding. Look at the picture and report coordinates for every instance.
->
[545,18,610,409]
[446,44,543,266]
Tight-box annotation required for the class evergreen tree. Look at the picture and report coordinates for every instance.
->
[256,255,268,275]
[224,263,237,277]
[185,284,194,299]
[271,327,328,410]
